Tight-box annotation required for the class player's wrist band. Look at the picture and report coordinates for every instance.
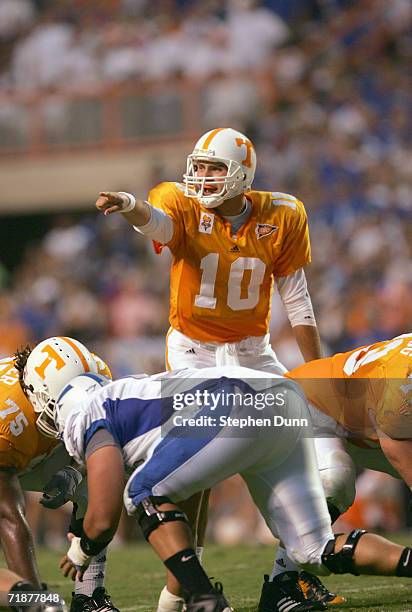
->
[118,192,136,213]
[80,531,111,556]
[67,536,91,566]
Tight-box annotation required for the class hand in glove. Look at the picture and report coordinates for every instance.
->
[40,466,83,509]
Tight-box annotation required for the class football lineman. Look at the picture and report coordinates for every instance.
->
[288,333,412,519]
[0,337,118,612]
[25,363,412,612]
[95,127,325,608]
[257,333,412,609]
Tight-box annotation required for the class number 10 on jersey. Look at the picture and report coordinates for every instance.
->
[194,254,266,311]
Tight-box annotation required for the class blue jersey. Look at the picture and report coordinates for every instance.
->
[62,366,299,467]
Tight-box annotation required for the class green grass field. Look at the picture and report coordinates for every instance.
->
[33,541,412,611]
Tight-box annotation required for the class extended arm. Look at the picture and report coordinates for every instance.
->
[95,191,173,243]
[95,191,151,226]
[276,268,322,362]
[0,469,41,587]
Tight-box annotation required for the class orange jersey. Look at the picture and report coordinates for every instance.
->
[149,182,311,342]
[288,334,412,441]
[0,358,58,472]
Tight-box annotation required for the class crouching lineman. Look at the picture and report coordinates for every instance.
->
[22,359,412,612]
[0,337,118,612]
[256,332,412,608]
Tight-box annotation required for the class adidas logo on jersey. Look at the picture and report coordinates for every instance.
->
[185,348,196,354]
[229,245,240,253]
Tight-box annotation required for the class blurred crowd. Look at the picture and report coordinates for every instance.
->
[0,0,290,90]
[0,0,411,544]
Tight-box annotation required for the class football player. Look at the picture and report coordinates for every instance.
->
[257,333,412,609]
[96,127,321,371]
[23,361,412,612]
[0,337,118,612]
[95,127,326,609]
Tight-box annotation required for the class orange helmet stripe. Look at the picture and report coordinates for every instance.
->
[61,337,90,372]
[202,128,226,150]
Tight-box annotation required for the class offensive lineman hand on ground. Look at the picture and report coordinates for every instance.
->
[95,192,135,216]
[60,533,90,582]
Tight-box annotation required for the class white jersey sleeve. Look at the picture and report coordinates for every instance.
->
[276,268,316,327]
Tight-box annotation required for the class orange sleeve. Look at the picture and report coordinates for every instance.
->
[147,183,185,254]
[274,199,311,277]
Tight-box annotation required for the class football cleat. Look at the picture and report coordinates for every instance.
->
[91,588,119,612]
[69,594,96,612]
[70,589,119,612]
[258,573,327,612]
[186,582,232,612]
[298,571,346,606]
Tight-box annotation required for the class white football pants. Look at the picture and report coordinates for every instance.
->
[165,328,287,375]
[125,384,333,573]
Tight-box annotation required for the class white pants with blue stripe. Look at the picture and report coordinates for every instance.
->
[124,386,333,572]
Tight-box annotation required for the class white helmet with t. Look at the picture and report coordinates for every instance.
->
[22,336,112,438]
[183,127,257,208]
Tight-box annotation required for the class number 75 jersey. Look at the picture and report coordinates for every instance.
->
[149,182,311,343]
[0,358,57,471]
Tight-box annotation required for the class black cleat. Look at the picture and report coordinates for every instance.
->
[91,588,119,612]
[70,589,119,612]
[186,582,232,612]
[258,573,327,612]
[298,571,346,606]
[70,595,95,612]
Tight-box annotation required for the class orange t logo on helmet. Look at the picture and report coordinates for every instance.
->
[34,345,65,380]
[235,137,253,168]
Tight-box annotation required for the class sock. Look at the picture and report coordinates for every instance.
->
[196,546,204,564]
[75,548,107,596]
[156,586,185,612]
[164,548,213,596]
[270,546,299,579]
[396,547,412,577]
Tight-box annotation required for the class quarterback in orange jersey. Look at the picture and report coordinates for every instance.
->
[0,337,119,612]
[96,127,325,611]
[96,127,321,371]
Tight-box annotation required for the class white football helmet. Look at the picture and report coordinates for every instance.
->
[183,127,257,208]
[23,336,112,438]
[55,372,110,437]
